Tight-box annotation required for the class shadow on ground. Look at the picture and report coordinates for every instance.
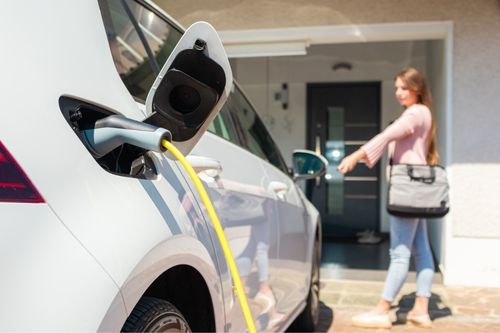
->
[286,301,333,332]
[393,292,452,325]
[316,301,334,332]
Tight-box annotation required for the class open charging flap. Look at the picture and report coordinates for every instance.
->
[144,21,233,157]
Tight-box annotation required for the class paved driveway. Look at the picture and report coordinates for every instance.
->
[315,278,500,332]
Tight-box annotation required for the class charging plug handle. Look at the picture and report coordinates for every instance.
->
[82,115,171,157]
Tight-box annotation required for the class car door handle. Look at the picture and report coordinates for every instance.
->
[186,155,223,177]
[268,181,289,199]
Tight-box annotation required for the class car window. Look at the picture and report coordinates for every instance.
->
[98,0,182,100]
[99,0,243,147]
[228,86,289,174]
[206,105,240,144]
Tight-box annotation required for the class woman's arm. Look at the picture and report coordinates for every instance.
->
[337,148,367,174]
[337,105,424,174]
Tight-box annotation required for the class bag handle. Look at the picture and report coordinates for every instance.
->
[406,165,436,184]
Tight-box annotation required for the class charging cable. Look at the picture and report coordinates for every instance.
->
[161,139,257,333]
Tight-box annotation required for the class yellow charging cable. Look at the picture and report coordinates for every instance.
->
[161,139,257,333]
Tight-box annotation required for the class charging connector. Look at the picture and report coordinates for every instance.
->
[82,115,172,158]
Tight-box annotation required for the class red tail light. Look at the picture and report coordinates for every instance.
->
[0,141,44,203]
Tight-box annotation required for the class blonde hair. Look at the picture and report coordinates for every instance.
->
[395,67,439,165]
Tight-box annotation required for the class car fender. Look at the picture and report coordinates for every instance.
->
[298,188,322,274]
[99,235,224,332]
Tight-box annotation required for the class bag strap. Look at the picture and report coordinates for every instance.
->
[387,119,396,177]
[388,142,394,179]
[407,165,436,184]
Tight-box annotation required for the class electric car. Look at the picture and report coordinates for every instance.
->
[0,0,326,332]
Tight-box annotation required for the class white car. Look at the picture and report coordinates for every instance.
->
[0,1,326,332]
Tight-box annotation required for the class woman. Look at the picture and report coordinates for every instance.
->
[338,67,438,329]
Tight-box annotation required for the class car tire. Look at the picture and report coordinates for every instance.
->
[289,235,320,332]
[122,297,191,332]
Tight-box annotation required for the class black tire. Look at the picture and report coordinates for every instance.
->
[122,297,191,333]
[289,236,320,332]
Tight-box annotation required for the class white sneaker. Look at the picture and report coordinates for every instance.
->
[407,313,432,328]
[352,312,392,329]
[254,291,276,315]
[358,231,382,244]
[356,229,371,237]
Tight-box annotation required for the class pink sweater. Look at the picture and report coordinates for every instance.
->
[361,104,432,168]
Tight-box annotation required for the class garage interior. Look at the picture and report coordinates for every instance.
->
[229,36,448,281]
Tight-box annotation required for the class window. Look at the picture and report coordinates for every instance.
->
[206,105,240,144]
[98,0,182,100]
[228,86,289,174]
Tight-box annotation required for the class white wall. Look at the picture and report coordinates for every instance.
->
[425,40,447,264]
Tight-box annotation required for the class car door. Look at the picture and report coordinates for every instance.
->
[188,102,282,332]
[227,86,310,320]
[260,161,310,313]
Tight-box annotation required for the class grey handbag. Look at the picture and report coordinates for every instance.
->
[387,164,450,218]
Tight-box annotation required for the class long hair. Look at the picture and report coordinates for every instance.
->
[395,67,439,165]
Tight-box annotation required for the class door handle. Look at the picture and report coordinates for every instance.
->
[186,155,223,178]
[268,181,288,199]
[315,135,321,155]
[315,135,322,187]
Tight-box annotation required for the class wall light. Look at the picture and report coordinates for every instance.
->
[223,41,308,58]
[274,83,289,110]
[332,61,353,71]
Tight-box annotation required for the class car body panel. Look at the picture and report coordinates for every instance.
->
[1,1,223,328]
[0,204,123,331]
[101,235,225,332]
[187,133,280,331]
[263,162,310,313]
[1,0,211,287]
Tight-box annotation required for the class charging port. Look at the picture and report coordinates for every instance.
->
[59,96,157,179]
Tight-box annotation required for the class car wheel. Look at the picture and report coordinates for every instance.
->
[122,297,191,332]
[289,235,320,332]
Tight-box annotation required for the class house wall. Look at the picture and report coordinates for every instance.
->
[155,0,500,287]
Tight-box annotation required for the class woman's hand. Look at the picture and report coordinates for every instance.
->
[337,149,367,174]
[337,155,358,174]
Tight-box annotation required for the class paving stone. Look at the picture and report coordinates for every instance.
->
[342,282,384,294]
[320,291,342,304]
[340,293,383,306]
[308,276,500,333]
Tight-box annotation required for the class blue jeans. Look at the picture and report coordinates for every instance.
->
[381,216,434,302]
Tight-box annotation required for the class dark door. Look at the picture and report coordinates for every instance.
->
[307,82,381,237]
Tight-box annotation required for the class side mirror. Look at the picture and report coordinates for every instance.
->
[292,149,328,181]
[144,21,232,156]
